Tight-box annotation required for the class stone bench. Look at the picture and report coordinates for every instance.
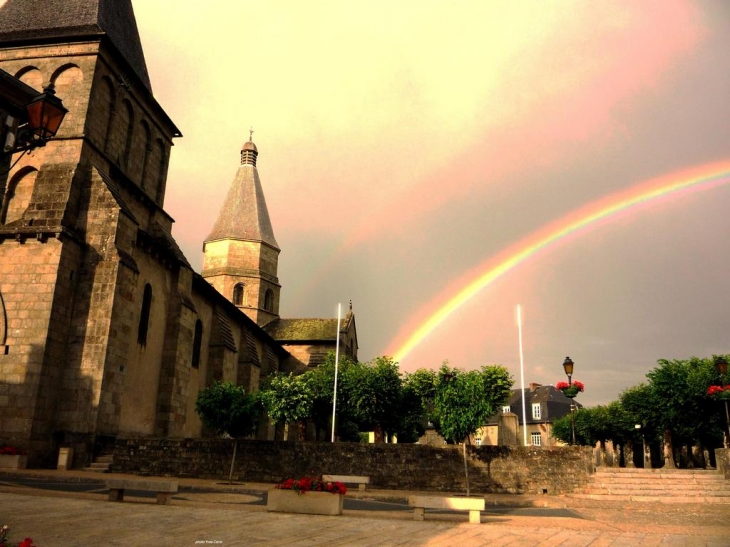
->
[106,478,179,505]
[322,474,370,492]
[408,495,485,523]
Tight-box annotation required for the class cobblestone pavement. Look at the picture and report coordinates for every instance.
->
[1,470,729,546]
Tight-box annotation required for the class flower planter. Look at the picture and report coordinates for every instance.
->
[0,454,27,469]
[267,488,343,516]
[561,386,580,398]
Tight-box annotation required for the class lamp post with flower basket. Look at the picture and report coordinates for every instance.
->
[710,356,730,449]
[556,356,585,445]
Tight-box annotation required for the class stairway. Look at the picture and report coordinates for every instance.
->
[569,468,730,504]
[82,454,113,473]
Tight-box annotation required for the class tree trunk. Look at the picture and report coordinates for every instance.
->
[625,441,634,468]
[663,429,676,468]
[611,443,620,467]
[463,441,470,497]
[228,439,238,484]
[373,425,384,443]
[599,441,608,467]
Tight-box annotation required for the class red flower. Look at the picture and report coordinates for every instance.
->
[275,477,346,495]
[555,382,570,390]
[19,538,35,547]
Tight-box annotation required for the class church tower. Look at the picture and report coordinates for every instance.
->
[202,135,281,327]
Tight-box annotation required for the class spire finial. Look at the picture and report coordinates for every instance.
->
[249,127,254,142]
[349,300,353,311]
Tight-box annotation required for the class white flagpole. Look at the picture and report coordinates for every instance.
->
[518,304,528,446]
[331,303,342,442]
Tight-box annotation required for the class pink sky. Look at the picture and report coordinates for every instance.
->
[133,0,730,405]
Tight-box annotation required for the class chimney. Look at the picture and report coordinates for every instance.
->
[529,383,541,391]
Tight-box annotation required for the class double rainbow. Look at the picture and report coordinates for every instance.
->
[389,161,730,364]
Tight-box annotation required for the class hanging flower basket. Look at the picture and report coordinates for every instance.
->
[556,381,584,399]
[707,385,730,400]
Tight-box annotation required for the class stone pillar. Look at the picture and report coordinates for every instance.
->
[497,413,518,446]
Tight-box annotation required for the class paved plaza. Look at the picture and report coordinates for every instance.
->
[1,470,729,546]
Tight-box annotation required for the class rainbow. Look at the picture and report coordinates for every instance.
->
[389,161,730,364]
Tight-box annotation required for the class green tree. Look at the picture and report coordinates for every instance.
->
[308,353,360,441]
[433,364,513,496]
[195,381,262,483]
[259,373,314,441]
[344,356,403,442]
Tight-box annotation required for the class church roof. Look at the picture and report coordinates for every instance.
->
[204,140,279,249]
[264,318,343,342]
[0,0,152,92]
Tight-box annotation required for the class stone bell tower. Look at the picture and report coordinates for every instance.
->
[202,133,281,327]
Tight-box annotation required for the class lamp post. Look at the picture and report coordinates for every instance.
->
[2,80,67,159]
[714,357,730,449]
[563,356,576,445]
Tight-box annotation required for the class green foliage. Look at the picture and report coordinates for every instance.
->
[433,363,513,443]
[343,356,402,433]
[195,381,261,439]
[259,373,314,426]
[569,354,730,454]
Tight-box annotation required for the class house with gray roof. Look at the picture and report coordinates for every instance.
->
[478,383,583,446]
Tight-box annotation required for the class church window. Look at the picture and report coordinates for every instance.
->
[121,100,134,167]
[264,289,274,312]
[233,283,244,306]
[99,76,116,152]
[1,168,37,225]
[139,120,151,187]
[137,283,153,346]
[155,140,167,204]
[191,320,203,368]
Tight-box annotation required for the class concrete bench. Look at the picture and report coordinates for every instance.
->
[106,478,179,505]
[408,495,485,523]
[322,474,370,492]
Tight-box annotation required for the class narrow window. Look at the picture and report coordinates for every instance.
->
[137,283,152,346]
[191,319,203,369]
[232,283,244,306]
[502,406,511,414]
[264,289,274,312]
[531,403,541,420]
[531,432,542,446]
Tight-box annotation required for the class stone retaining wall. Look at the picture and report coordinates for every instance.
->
[113,438,594,495]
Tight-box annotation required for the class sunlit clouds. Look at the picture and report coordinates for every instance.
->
[134,0,730,405]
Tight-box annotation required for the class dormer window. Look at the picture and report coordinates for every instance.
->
[532,403,541,420]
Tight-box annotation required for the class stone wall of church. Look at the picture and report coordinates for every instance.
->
[113,438,594,495]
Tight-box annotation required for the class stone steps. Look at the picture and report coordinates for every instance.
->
[568,468,730,504]
[82,455,113,474]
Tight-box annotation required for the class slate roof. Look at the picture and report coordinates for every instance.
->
[264,318,343,342]
[204,144,279,249]
[487,384,582,425]
[0,0,151,92]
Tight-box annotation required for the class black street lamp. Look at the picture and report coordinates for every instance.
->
[2,69,68,161]
[9,84,67,154]
[563,356,576,445]
[714,357,730,449]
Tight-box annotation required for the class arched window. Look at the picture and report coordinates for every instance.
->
[121,100,134,167]
[264,289,274,312]
[191,319,203,369]
[1,168,37,225]
[137,283,152,346]
[232,283,244,306]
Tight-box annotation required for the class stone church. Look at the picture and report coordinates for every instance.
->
[0,0,357,468]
